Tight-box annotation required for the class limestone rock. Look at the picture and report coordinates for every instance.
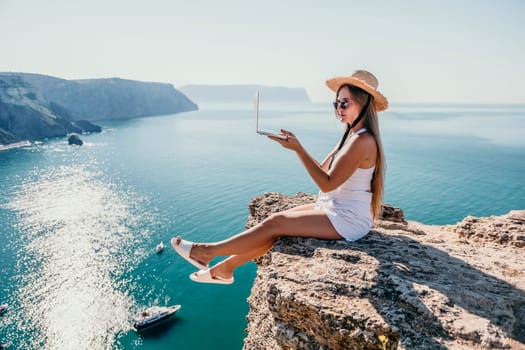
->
[450,210,525,248]
[243,192,525,350]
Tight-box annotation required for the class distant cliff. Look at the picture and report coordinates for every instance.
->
[244,193,525,350]
[179,84,310,104]
[11,73,198,121]
[0,75,101,145]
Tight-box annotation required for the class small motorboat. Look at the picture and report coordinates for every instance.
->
[155,241,164,254]
[0,304,7,314]
[133,305,181,331]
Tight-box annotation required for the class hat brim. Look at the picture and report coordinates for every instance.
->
[326,77,388,112]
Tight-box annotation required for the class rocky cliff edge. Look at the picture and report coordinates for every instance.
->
[243,192,525,350]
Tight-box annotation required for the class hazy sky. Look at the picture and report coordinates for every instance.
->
[1,0,524,103]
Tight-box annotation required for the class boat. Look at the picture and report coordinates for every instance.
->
[133,305,181,331]
[0,304,7,314]
[155,241,164,254]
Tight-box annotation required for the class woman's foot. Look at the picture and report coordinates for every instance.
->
[189,260,235,284]
[208,262,234,281]
[171,236,212,269]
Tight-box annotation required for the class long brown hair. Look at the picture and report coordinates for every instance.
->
[337,84,386,220]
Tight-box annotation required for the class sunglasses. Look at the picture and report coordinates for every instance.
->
[332,100,350,110]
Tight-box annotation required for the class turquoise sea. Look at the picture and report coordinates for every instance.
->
[1,102,524,349]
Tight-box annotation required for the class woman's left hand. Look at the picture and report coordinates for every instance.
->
[268,129,303,152]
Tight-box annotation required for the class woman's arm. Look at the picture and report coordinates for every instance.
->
[320,144,339,171]
[269,129,373,193]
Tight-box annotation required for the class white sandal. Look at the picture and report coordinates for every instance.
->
[189,269,234,285]
[171,238,208,270]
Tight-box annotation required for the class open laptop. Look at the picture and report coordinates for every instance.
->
[255,91,287,140]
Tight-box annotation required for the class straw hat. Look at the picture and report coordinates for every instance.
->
[326,70,388,111]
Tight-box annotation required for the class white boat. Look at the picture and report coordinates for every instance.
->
[0,304,7,314]
[155,241,164,253]
[133,305,181,331]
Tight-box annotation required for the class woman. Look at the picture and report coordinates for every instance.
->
[172,70,387,285]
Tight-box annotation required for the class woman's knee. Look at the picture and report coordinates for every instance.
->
[261,212,287,238]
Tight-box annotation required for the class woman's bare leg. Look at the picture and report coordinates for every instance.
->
[202,241,274,280]
[173,203,317,265]
[284,203,316,212]
[194,204,318,279]
[179,208,342,277]
[213,209,341,254]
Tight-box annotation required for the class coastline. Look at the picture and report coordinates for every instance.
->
[0,141,31,152]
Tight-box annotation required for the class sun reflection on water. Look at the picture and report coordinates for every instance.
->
[7,166,149,349]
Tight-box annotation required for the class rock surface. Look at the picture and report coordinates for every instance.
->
[243,192,525,350]
[67,134,83,146]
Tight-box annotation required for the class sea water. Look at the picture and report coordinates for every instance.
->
[0,102,524,349]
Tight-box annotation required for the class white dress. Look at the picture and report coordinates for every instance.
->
[315,128,374,241]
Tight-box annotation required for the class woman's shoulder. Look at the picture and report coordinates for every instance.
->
[345,132,377,163]
[352,131,376,149]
